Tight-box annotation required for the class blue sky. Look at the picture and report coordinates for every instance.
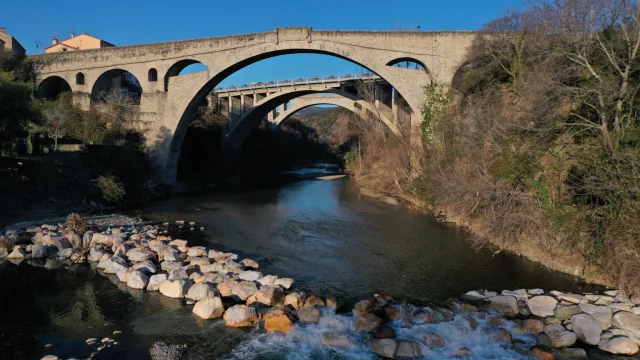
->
[2,0,523,86]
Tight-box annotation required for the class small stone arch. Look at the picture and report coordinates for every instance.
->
[386,57,429,72]
[148,68,158,82]
[91,68,143,104]
[164,59,207,91]
[76,72,85,85]
[36,76,71,100]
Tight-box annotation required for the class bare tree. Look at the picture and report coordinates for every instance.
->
[532,0,640,153]
[99,88,139,133]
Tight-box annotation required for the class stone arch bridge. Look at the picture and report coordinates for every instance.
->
[30,27,475,183]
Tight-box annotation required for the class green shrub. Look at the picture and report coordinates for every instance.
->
[93,174,126,204]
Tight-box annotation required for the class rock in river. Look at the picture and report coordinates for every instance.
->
[598,336,640,355]
[223,305,259,327]
[186,282,218,301]
[544,323,577,348]
[147,274,167,291]
[159,279,190,298]
[571,313,602,345]
[528,296,558,317]
[263,309,295,333]
[127,271,149,290]
[192,297,224,320]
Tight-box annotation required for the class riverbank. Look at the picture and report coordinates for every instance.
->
[1,215,640,359]
[353,174,620,293]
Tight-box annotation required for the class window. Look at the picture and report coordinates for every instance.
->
[148,68,158,82]
[76,72,85,85]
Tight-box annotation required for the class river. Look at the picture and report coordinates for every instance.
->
[0,177,599,359]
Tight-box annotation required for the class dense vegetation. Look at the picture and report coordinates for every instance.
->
[341,0,640,292]
[0,53,156,219]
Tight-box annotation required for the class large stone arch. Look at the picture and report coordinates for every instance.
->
[164,59,208,92]
[161,41,439,182]
[36,75,72,100]
[273,94,401,132]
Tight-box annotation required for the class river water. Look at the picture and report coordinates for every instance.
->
[0,177,599,359]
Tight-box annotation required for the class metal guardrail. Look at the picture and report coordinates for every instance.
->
[213,73,379,93]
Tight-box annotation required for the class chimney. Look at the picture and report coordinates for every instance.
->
[71,32,75,38]
[52,36,58,45]
[0,28,5,33]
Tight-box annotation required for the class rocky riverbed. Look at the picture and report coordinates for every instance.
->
[1,215,639,359]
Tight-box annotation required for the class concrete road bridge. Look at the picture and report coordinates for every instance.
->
[30,27,475,183]
[209,73,408,143]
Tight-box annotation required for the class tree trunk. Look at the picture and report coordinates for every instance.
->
[54,136,58,152]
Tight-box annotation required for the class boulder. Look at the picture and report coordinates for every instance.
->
[257,275,278,286]
[223,305,259,327]
[303,295,325,308]
[127,271,150,290]
[354,299,375,315]
[579,303,612,330]
[488,295,519,317]
[528,296,558,317]
[461,290,486,301]
[422,334,445,349]
[203,272,228,285]
[296,307,322,323]
[571,313,602,345]
[395,340,423,358]
[48,236,71,251]
[254,286,284,306]
[513,319,545,334]
[529,289,545,295]
[97,254,113,269]
[368,338,397,359]
[231,281,258,302]
[186,282,218,301]
[160,260,183,272]
[284,292,305,310]
[609,302,632,312]
[217,279,239,297]
[132,260,156,274]
[274,278,295,289]
[263,309,295,333]
[147,274,168,291]
[31,244,46,259]
[558,293,586,304]
[612,311,640,338]
[356,313,383,332]
[240,258,259,269]
[57,248,73,258]
[168,268,189,280]
[502,289,528,300]
[104,257,128,274]
[7,248,26,259]
[88,247,106,262]
[372,326,396,339]
[238,270,262,281]
[554,304,581,322]
[116,267,130,282]
[126,249,154,262]
[187,246,207,257]
[544,323,577,348]
[163,251,180,262]
[531,346,555,360]
[0,247,8,258]
[192,297,224,320]
[598,336,639,355]
[159,279,190,298]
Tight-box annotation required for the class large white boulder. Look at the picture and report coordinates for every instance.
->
[127,270,150,290]
[274,278,295,289]
[159,279,190,298]
[147,274,167,291]
[192,297,224,319]
[186,282,218,301]
[223,305,258,327]
[528,296,558,317]
[126,249,154,262]
[238,270,262,282]
[132,260,156,274]
[231,281,258,302]
[104,257,128,274]
[571,313,602,345]
[88,247,106,262]
[187,246,207,257]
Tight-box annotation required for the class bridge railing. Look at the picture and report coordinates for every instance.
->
[213,73,380,93]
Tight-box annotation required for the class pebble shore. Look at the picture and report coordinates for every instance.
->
[2,216,639,359]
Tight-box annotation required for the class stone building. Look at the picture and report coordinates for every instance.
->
[45,33,115,53]
[0,27,26,56]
